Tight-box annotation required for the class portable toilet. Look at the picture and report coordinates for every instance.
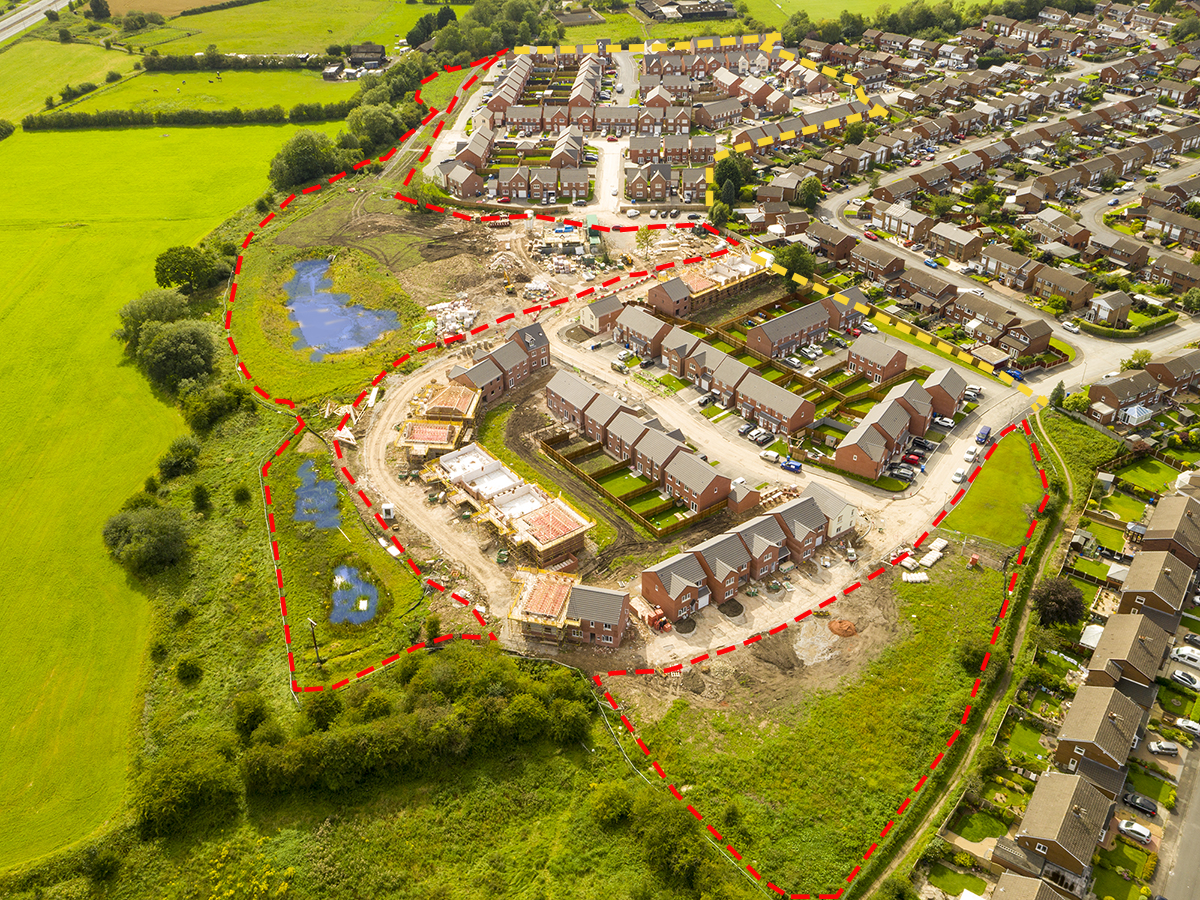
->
[381,503,395,520]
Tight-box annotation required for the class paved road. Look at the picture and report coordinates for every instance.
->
[1164,746,1200,900]
[0,0,71,43]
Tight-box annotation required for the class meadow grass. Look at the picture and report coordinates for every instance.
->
[563,12,646,44]
[0,121,337,871]
[739,0,887,27]
[629,558,1001,891]
[0,39,140,121]
[1036,411,1121,510]
[944,434,1042,547]
[149,0,473,55]
[71,69,358,113]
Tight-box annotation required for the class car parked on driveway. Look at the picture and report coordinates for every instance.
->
[755,432,774,446]
[1148,741,1179,756]
[1170,646,1200,670]
[902,454,921,465]
[890,464,916,480]
[912,437,935,451]
[1172,669,1200,690]
[1124,792,1158,817]
[860,321,878,334]
[783,355,803,368]
[1118,820,1152,845]
[1185,632,1200,648]
[933,416,955,429]
[738,423,754,436]
[1175,717,1200,736]
[924,258,940,268]
[845,327,861,337]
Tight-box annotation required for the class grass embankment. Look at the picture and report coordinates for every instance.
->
[624,559,1004,891]
[71,69,359,114]
[1032,411,1122,510]
[944,434,1044,547]
[0,122,341,870]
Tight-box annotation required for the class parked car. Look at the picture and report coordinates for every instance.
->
[639,358,655,369]
[976,425,992,445]
[1172,670,1200,690]
[912,437,936,452]
[1117,820,1152,845]
[924,248,937,257]
[933,416,955,429]
[1063,321,1080,333]
[845,327,861,337]
[573,199,587,206]
[1175,717,1200,736]
[738,423,755,436]
[760,450,780,463]
[924,258,940,269]
[1108,198,1121,206]
[607,135,618,142]
[669,209,679,218]
[1148,741,1179,756]
[698,394,714,407]
[831,337,848,348]
[860,321,878,334]
[913,243,925,250]
[903,239,914,247]
[890,464,916,480]
[687,213,702,220]
[902,454,922,465]
[964,447,977,463]
[1170,646,1200,670]
[755,432,774,446]
[805,366,821,377]
[951,468,966,483]
[627,208,640,218]
[781,459,803,473]
[1005,368,1024,381]
[617,349,632,361]
[909,159,921,167]
[863,231,879,241]
[1184,632,1200,648]
[783,355,804,368]
[747,428,765,441]
[1124,792,1159,817]
[611,188,618,196]
[649,208,658,218]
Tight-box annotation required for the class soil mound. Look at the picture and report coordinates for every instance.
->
[829,619,857,637]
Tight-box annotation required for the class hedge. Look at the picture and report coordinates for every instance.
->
[179,0,270,16]
[143,51,340,72]
[1078,310,1179,339]
[22,100,357,130]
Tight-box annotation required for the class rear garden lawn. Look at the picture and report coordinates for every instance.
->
[1006,719,1051,763]
[1031,689,1064,719]
[657,373,687,392]
[1117,458,1181,493]
[927,865,987,897]
[596,469,654,497]
[1098,839,1151,880]
[1099,491,1147,523]
[951,808,1009,842]
[841,377,874,395]
[1168,446,1200,465]
[1157,683,1200,720]
[1073,557,1111,579]
[646,506,690,527]
[627,491,670,514]
[845,397,877,414]
[761,367,789,382]
[1089,522,1127,553]
[944,434,1042,546]
[815,396,841,416]
[1126,766,1175,805]
[822,370,853,387]
[1067,575,1100,610]
[708,339,736,353]
[1092,866,1143,900]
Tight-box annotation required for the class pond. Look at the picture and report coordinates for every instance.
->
[283,258,398,360]
[330,565,378,624]
[293,460,340,529]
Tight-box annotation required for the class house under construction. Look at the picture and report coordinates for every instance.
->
[426,443,593,568]
[508,568,630,648]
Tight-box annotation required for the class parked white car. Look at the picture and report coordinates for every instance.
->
[1063,321,1080,334]
[860,321,879,333]
[1174,717,1200,736]
[952,468,966,483]
[963,447,977,463]
[1117,820,1152,845]
[759,450,780,463]
[1170,646,1200,670]
[627,208,640,218]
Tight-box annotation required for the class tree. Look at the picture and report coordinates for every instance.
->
[133,743,239,837]
[503,693,550,740]
[59,27,72,42]
[1182,287,1200,312]
[1032,577,1085,627]
[191,483,211,513]
[774,243,816,282]
[1050,380,1066,408]
[233,484,251,504]
[720,177,737,206]
[425,612,441,644]
[713,152,753,193]
[975,744,1007,777]
[589,781,633,826]
[154,246,215,292]
[44,8,59,20]
[102,506,187,574]
[708,200,731,228]
[635,227,655,255]
[1121,348,1152,369]
[436,4,457,26]
[1063,390,1091,413]
[844,120,867,145]
[232,692,268,742]
[158,435,202,479]
[138,321,216,391]
[346,103,401,149]
[268,128,344,190]
[89,0,110,17]
[1043,294,1069,315]
[797,175,823,210]
[115,287,188,352]
[1098,170,1119,191]
[929,194,956,218]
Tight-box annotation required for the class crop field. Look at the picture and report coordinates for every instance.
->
[944,434,1043,547]
[563,12,646,43]
[71,69,358,114]
[143,0,474,55]
[0,40,140,121]
[0,121,338,870]
[743,0,887,27]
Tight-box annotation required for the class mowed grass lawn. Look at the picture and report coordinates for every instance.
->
[945,434,1042,547]
[563,12,646,44]
[0,121,338,870]
[0,40,141,121]
[152,0,473,55]
[742,0,886,27]
[927,864,988,897]
[71,69,359,114]
[1118,457,1180,493]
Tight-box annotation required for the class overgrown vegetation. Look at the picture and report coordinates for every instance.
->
[1038,410,1123,510]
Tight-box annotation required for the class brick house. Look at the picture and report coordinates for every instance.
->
[736,373,816,434]
[770,496,830,563]
[580,393,638,445]
[923,366,967,418]
[505,322,550,371]
[1142,494,1200,570]
[850,242,906,280]
[1150,255,1200,291]
[564,584,630,648]
[1085,613,1170,711]
[745,302,831,358]
[876,202,933,242]
[630,428,689,486]
[476,339,531,391]
[640,552,710,621]
[883,380,934,437]
[613,305,672,358]
[730,515,791,580]
[1084,233,1148,270]
[1030,266,1094,310]
[1146,348,1200,395]
[629,136,661,164]
[1118,549,1188,638]
[997,319,1053,360]
[545,370,600,430]
[835,401,909,480]
[1053,685,1141,799]
[807,222,858,260]
[1147,208,1200,249]
[646,277,693,318]
[692,533,752,602]
[928,222,984,262]
[1085,290,1132,329]
[1086,369,1158,423]
[449,357,504,401]
[625,163,671,201]
[445,164,484,199]
[580,295,624,335]
[663,452,732,513]
[846,336,907,384]
[660,325,703,377]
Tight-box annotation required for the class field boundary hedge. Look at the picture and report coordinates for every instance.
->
[22,99,357,130]
[1078,310,1178,339]
[179,0,270,16]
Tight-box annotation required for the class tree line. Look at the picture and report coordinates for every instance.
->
[23,100,357,131]
[142,49,341,71]
[178,0,269,17]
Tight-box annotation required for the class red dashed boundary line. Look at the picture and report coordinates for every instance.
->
[593,421,1047,895]
[226,51,1047,898]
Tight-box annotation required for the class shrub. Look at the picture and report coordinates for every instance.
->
[133,743,240,837]
[921,836,951,864]
[176,656,202,683]
[0,119,14,142]
[105,69,122,82]
[232,692,269,742]
[158,435,202,479]
[233,485,251,504]
[182,380,250,432]
[114,287,188,353]
[589,781,633,826]
[425,612,441,644]
[954,851,975,868]
[191,483,211,513]
[304,690,343,731]
[172,605,194,627]
[102,506,186,574]
[79,845,121,883]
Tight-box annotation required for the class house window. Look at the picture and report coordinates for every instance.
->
[603,622,611,631]
[1035,843,1049,855]
[601,635,613,644]
[1074,745,1085,755]
[570,629,582,637]
[725,587,736,598]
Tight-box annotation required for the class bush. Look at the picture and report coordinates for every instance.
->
[232,692,269,742]
[105,69,122,82]
[182,380,250,432]
[102,506,186,574]
[954,851,975,868]
[176,656,202,683]
[79,845,121,883]
[138,320,217,391]
[158,435,202,479]
[920,836,951,864]
[233,484,251,504]
[115,287,188,353]
[133,742,240,837]
[589,781,633,826]
[304,690,343,731]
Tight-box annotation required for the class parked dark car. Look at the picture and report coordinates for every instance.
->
[911,437,935,451]
[755,432,774,446]
[698,395,714,407]
[639,358,655,369]
[738,423,754,436]
[1184,632,1200,648]
[1123,792,1158,817]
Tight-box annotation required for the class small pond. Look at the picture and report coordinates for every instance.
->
[330,565,378,624]
[293,460,340,529]
[283,258,398,360]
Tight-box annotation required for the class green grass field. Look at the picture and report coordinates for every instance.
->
[0,40,141,121]
[563,12,646,44]
[1007,720,1049,760]
[71,69,358,113]
[945,435,1042,547]
[0,120,338,871]
[1118,457,1180,493]
[146,0,473,55]
[927,863,988,896]
[953,808,1009,842]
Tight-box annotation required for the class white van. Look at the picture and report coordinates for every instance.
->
[1170,646,1200,670]
[759,450,780,463]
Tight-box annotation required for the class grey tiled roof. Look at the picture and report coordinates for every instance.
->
[1088,613,1169,685]
[737,372,809,416]
[839,421,887,460]
[582,393,624,428]
[1121,550,1188,611]
[692,532,751,581]
[459,357,502,386]
[662,325,702,358]
[507,322,549,352]
[585,295,624,319]
[607,412,649,446]
[849,334,904,369]
[772,496,827,540]
[1145,494,1200,560]
[567,585,627,626]
[730,515,787,557]
[547,370,599,410]
[751,302,832,343]
[800,482,854,524]
[633,428,687,468]
[665,452,723,495]
[924,366,968,397]
[1016,773,1110,867]
[616,305,671,338]
[486,340,529,372]
[1057,685,1142,765]
[655,276,692,303]
[884,380,932,416]
[861,398,911,439]
[993,872,1066,900]
[646,551,707,598]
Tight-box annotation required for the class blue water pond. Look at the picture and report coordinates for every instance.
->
[283,258,398,361]
[293,460,340,529]
[330,565,378,624]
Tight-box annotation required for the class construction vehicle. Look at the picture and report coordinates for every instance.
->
[496,549,510,565]
[503,270,515,294]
